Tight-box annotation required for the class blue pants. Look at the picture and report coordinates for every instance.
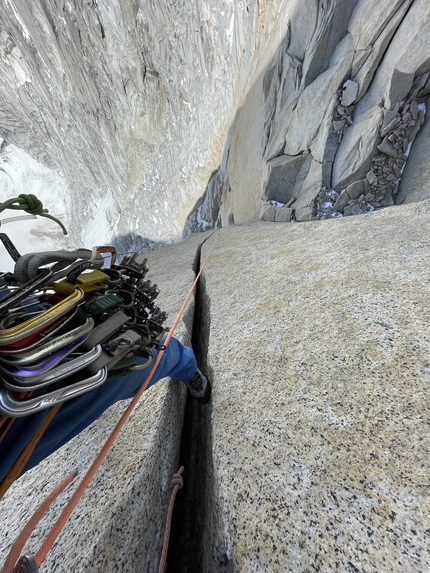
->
[0,337,197,483]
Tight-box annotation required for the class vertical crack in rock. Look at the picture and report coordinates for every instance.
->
[167,238,213,572]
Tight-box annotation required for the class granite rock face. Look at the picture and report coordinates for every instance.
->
[2,208,430,572]
[198,202,430,572]
[0,0,287,248]
[2,1,430,239]
[0,231,206,572]
[2,1,430,571]
[190,0,430,228]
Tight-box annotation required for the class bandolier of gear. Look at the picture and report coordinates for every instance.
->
[0,250,168,419]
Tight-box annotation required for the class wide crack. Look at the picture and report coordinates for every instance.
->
[166,238,213,572]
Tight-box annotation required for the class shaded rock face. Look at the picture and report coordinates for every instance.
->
[0,0,288,247]
[190,0,430,229]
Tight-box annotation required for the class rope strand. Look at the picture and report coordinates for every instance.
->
[158,466,184,573]
[1,472,77,573]
[0,194,67,235]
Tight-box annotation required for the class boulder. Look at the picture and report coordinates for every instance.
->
[334,179,366,211]
[260,201,294,223]
[341,79,359,106]
[332,104,384,190]
[377,136,398,158]
[333,189,350,211]
[273,206,293,222]
[264,154,309,204]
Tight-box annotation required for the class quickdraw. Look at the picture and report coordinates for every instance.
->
[0,247,169,421]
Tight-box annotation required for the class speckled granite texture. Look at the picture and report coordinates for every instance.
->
[200,202,430,572]
[2,203,430,572]
[0,232,207,572]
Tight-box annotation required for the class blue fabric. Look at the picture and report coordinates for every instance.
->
[0,336,197,482]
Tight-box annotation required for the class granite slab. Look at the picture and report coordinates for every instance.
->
[0,232,207,572]
[200,201,430,572]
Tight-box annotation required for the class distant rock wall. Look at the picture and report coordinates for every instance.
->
[2,1,430,242]
[191,0,430,230]
[0,0,289,248]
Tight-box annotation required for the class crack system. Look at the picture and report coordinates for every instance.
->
[166,238,213,572]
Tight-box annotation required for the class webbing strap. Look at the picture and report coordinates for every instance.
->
[0,404,62,500]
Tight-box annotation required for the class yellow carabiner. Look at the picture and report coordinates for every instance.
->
[0,288,84,346]
[54,270,110,296]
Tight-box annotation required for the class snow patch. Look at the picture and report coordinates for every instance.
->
[0,144,71,272]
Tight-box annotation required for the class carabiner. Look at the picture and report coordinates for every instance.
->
[0,368,108,417]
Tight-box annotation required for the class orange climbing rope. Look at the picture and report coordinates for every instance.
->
[158,466,184,573]
[3,235,217,572]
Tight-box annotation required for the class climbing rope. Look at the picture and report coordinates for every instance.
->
[0,194,68,235]
[158,466,184,573]
[0,404,63,500]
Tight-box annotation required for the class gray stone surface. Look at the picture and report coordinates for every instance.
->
[341,79,359,106]
[348,179,366,199]
[0,231,207,572]
[264,155,308,204]
[260,202,293,223]
[2,1,430,570]
[332,105,384,190]
[3,0,430,248]
[397,94,430,204]
[354,0,430,116]
[334,179,367,212]
[200,202,430,572]
[377,136,398,158]
[290,158,329,221]
[283,34,354,162]
[385,69,415,112]
[351,2,412,101]
[0,0,288,247]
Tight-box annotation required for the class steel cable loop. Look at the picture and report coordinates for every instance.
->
[158,466,185,573]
